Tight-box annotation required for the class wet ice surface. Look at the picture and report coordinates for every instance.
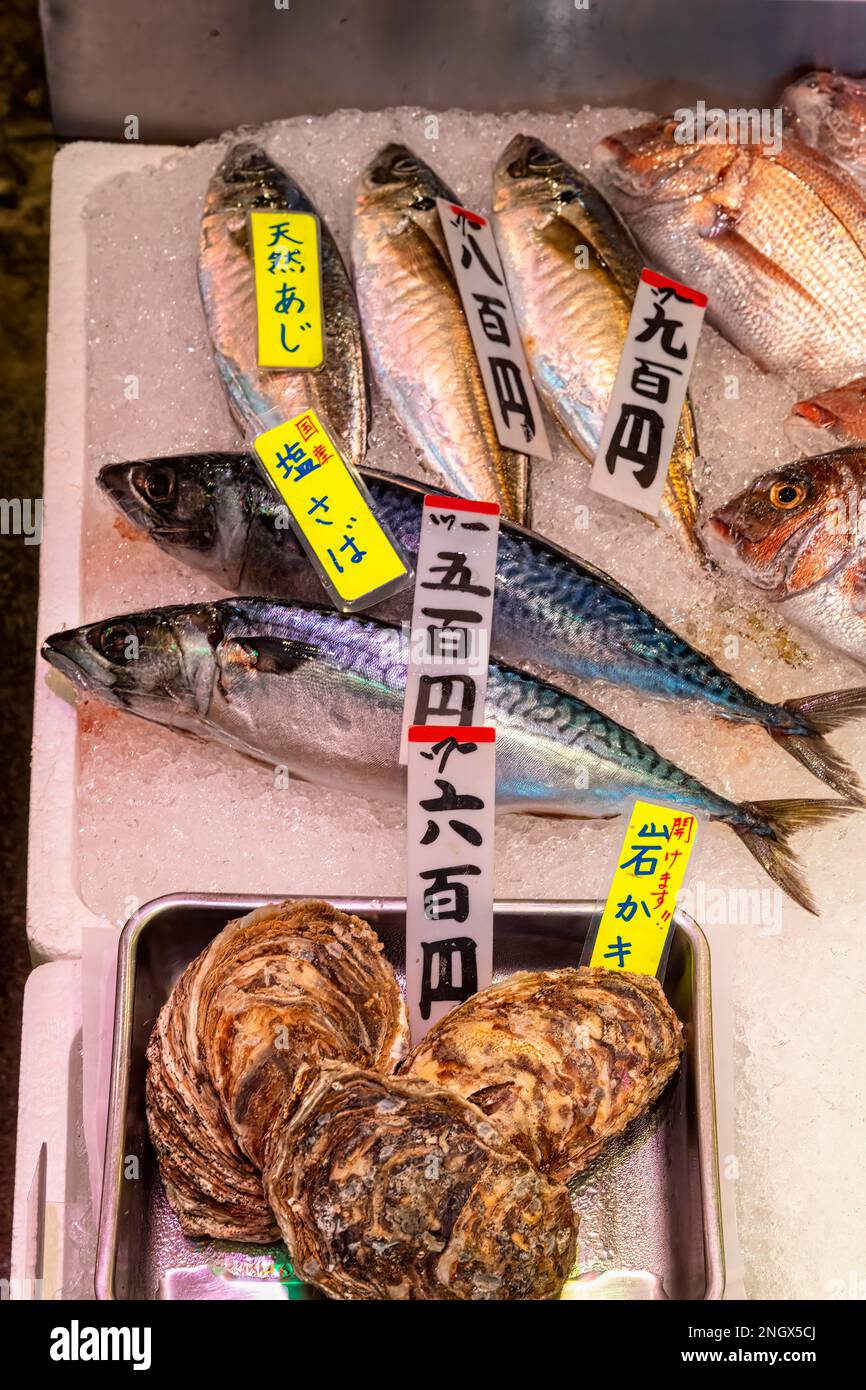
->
[77,108,866,1298]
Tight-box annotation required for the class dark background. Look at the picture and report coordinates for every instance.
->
[0,0,52,1278]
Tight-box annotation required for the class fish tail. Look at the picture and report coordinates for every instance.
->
[769,687,866,802]
[730,797,858,917]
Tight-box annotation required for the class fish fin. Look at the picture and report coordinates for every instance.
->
[238,636,319,675]
[218,636,318,700]
[771,687,866,801]
[731,797,858,916]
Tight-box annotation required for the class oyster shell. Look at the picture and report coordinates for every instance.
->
[146,953,277,1242]
[264,1062,577,1300]
[404,967,683,1182]
[146,899,409,1239]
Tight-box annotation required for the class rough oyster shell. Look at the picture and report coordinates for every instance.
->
[404,966,683,1183]
[146,899,409,1240]
[264,1061,578,1301]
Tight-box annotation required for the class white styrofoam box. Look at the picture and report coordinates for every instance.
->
[9,961,94,1299]
[29,143,175,962]
[28,137,753,1295]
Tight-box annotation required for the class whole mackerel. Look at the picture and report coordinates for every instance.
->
[99,451,866,801]
[199,141,369,462]
[352,144,530,523]
[42,599,852,915]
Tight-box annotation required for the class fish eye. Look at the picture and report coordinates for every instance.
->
[769,480,807,510]
[95,622,138,663]
[528,147,558,172]
[393,155,421,176]
[136,464,177,506]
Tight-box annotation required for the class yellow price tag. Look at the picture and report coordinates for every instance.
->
[589,800,698,976]
[253,410,411,611]
[250,210,324,369]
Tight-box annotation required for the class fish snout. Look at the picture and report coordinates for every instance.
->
[41,630,86,685]
[704,514,734,546]
[496,134,535,181]
[97,460,133,499]
[592,135,638,192]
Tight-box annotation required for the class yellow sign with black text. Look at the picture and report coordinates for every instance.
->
[253,410,411,611]
[250,209,324,370]
[589,800,698,977]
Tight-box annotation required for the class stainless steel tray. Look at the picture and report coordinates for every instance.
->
[96,895,724,1300]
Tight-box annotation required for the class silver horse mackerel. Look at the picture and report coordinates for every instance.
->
[353,144,529,523]
[199,142,368,462]
[43,598,853,914]
[99,452,866,800]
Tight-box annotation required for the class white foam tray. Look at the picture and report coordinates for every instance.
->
[30,144,176,961]
[9,961,85,1299]
[26,141,745,1298]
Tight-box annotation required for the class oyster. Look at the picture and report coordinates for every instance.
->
[146,953,277,1242]
[146,899,409,1239]
[405,967,683,1182]
[264,1062,577,1300]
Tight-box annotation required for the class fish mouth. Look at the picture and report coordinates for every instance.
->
[704,515,733,545]
[701,514,739,567]
[701,511,800,597]
[97,463,157,541]
[784,403,839,452]
[216,141,274,186]
[592,134,649,201]
[790,401,837,430]
[41,631,97,693]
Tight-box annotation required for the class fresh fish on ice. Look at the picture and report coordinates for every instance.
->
[492,133,705,559]
[595,116,866,384]
[99,451,866,800]
[42,598,856,913]
[199,141,369,462]
[706,447,866,669]
[352,143,529,523]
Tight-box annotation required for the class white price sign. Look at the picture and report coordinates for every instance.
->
[399,494,500,763]
[405,726,496,1043]
[436,198,551,461]
[591,268,707,518]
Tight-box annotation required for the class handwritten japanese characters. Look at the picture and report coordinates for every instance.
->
[406,727,496,1040]
[400,495,501,761]
[436,200,550,460]
[591,269,707,518]
[250,210,324,369]
[253,409,411,610]
[585,799,698,978]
